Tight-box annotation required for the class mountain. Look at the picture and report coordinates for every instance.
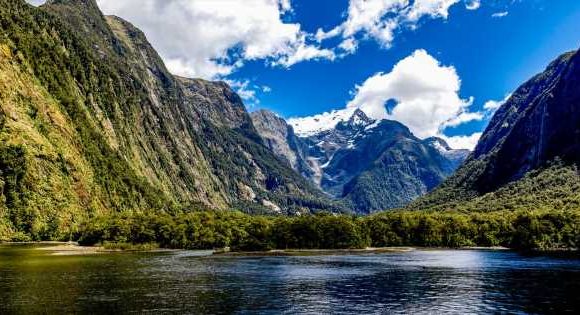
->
[0,0,343,239]
[422,137,470,171]
[249,110,314,179]
[412,48,580,211]
[253,109,469,213]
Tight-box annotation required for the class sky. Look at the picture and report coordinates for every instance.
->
[27,0,580,149]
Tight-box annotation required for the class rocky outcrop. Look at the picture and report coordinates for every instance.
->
[250,110,314,178]
[470,49,580,192]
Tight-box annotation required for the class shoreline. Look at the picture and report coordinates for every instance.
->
[0,242,173,256]
[2,242,576,257]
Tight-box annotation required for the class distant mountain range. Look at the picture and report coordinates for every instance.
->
[252,46,580,213]
[252,109,469,213]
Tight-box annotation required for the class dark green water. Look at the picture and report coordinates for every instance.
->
[1,245,579,314]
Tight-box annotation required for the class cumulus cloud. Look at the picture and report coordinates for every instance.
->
[95,0,334,79]
[290,50,483,148]
[316,0,462,53]
[441,132,482,150]
[346,49,481,138]
[484,93,512,113]
[338,38,359,54]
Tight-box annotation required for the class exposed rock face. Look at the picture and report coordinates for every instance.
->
[250,110,313,178]
[253,109,468,213]
[0,0,342,238]
[413,48,580,208]
[179,77,255,131]
[471,49,580,192]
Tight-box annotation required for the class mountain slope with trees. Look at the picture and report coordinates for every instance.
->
[411,48,580,212]
[0,0,342,241]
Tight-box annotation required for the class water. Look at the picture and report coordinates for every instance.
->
[1,245,579,314]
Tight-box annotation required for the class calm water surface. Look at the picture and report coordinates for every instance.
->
[1,245,579,314]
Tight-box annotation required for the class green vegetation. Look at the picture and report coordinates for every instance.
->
[0,0,342,242]
[410,160,580,212]
[101,241,159,251]
[74,209,579,252]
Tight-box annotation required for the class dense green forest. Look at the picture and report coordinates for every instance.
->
[410,160,580,212]
[44,209,578,252]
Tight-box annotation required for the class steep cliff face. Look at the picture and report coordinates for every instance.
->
[250,110,314,178]
[252,109,468,213]
[471,50,580,191]
[0,0,340,239]
[412,49,580,210]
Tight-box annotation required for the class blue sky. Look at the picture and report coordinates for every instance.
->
[28,0,580,148]
[229,0,580,146]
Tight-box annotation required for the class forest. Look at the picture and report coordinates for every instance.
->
[70,208,579,252]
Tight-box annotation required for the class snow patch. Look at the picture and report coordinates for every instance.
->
[431,140,449,153]
[288,108,356,137]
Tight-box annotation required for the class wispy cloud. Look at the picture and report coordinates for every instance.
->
[492,11,509,18]
[315,0,464,55]
[465,0,481,10]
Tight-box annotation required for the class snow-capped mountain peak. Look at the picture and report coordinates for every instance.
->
[288,108,378,137]
[347,109,374,127]
[423,137,452,153]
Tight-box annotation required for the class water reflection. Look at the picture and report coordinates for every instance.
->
[1,245,579,314]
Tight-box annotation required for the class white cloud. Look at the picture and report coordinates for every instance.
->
[406,0,460,22]
[290,50,482,141]
[95,0,334,79]
[443,110,483,128]
[315,0,461,52]
[484,93,512,112]
[345,49,480,138]
[440,132,482,150]
[492,11,509,18]
[272,40,336,67]
[465,0,481,10]
[338,38,359,54]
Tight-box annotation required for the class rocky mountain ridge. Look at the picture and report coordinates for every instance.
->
[252,108,469,213]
